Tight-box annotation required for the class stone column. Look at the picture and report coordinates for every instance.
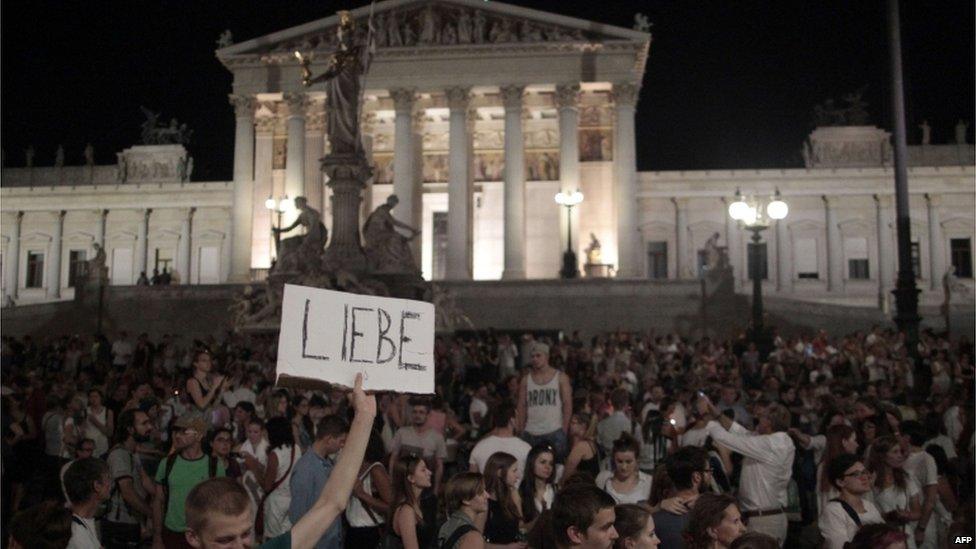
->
[445,86,473,280]
[722,198,741,286]
[229,94,255,282]
[874,195,895,293]
[5,212,22,301]
[252,115,275,269]
[613,82,640,278]
[304,100,326,230]
[501,85,527,279]
[391,89,419,228]
[673,198,688,279]
[823,196,842,291]
[926,194,945,289]
[775,218,791,292]
[556,84,581,270]
[177,208,195,284]
[47,211,65,298]
[284,93,308,229]
[136,208,151,280]
[96,209,107,249]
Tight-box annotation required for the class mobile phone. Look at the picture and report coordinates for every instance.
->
[669,418,677,426]
[697,390,706,398]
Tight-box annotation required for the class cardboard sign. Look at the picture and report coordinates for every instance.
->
[276,284,435,394]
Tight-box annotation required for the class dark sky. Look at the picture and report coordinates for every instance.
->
[2,1,973,180]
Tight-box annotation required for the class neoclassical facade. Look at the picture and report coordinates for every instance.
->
[2,0,974,309]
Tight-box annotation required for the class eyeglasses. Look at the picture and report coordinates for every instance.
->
[843,469,871,478]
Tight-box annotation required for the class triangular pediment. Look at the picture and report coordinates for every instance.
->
[217,0,649,58]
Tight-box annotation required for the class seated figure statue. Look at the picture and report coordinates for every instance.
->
[362,195,420,273]
[272,196,327,273]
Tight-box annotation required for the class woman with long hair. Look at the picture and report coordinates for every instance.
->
[612,503,661,549]
[562,411,600,482]
[518,444,556,528]
[814,424,859,515]
[346,429,394,549]
[857,414,890,454]
[185,350,225,422]
[596,434,653,505]
[260,416,302,540]
[438,472,490,549]
[867,436,922,548]
[483,452,524,546]
[684,493,746,549]
[386,455,433,549]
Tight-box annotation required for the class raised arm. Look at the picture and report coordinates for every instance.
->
[288,374,377,549]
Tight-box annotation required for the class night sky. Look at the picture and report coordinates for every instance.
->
[2,1,973,181]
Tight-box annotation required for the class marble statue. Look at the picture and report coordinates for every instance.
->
[520,20,543,42]
[216,29,234,49]
[634,13,652,33]
[442,23,457,45]
[956,120,968,144]
[84,143,94,166]
[418,4,439,44]
[272,196,327,272]
[374,13,388,47]
[472,10,486,44]
[139,107,193,145]
[457,9,472,44]
[116,152,126,182]
[186,156,194,181]
[54,145,64,168]
[86,243,108,283]
[299,10,373,155]
[25,146,34,168]
[703,232,723,270]
[386,12,402,46]
[585,233,602,264]
[919,120,931,145]
[363,195,421,273]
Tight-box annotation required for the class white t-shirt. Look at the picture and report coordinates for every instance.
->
[595,470,653,505]
[469,397,489,428]
[903,450,938,489]
[819,499,884,549]
[680,425,709,448]
[873,476,921,549]
[222,387,257,409]
[469,435,532,478]
[67,515,100,549]
[111,340,134,366]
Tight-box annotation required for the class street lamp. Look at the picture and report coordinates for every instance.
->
[728,188,788,342]
[265,194,293,261]
[555,189,584,279]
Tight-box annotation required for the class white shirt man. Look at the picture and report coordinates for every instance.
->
[469,403,531,480]
[111,332,134,368]
[701,398,795,546]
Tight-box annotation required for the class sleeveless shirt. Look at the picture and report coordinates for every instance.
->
[524,371,563,435]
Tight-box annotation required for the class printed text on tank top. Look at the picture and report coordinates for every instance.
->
[527,369,559,405]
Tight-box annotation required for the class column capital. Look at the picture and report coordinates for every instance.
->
[445,86,472,110]
[821,195,839,208]
[671,197,689,210]
[412,110,427,133]
[142,208,153,219]
[229,94,257,118]
[500,85,526,110]
[306,110,326,133]
[554,84,581,110]
[255,115,276,134]
[362,112,378,136]
[924,193,942,207]
[612,82,639,107]
[284,93,310,118]
[873,194,894,208]
[53,210,66,221]
[180,207,197,220]
[390,88,417,113]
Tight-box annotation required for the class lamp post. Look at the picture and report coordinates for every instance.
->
[264,195,293,262]
[728,188,789,342]
[555,189,584,279]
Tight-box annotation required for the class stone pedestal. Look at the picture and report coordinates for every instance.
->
[322,153,371,273]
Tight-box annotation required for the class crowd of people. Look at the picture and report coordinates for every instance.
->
[1,324,973,549]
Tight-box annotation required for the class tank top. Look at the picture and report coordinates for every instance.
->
[577,441,600,478]
[524,370,563,435]
[346,462,386,527]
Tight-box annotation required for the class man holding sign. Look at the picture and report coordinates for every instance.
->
[276,284,435,394]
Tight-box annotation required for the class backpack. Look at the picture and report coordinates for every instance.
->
[161,453,219,514]
[829,498,862,527]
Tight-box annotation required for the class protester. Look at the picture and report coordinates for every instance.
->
[103,409,154,548]
[819,454,884,549]
[520,443,558,528]
[551,483,618,549]
[684,493,746,549]
[470,401,532,479]
[387,455,434,549]
[261,417,301,540]
[483,452,525,546]
[438,472,490,549]
[899,422,938,549]
[612,503,660,549]
[345,430,393,548]
[288,414,349,548]
[867,436,921,547]
[652,446,710,549]
[64,457,112,549]
[595,434,652,505]
[153,412,226,549]
[518,342,573,461]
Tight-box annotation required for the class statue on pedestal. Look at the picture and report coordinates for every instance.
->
[271,196,327,273]
[584,233,602,265]
[363,195,420,273]
[24,146,34,168]
[54,145,65,168]
[919,120,931,145]
[956,120,969,145]
[84,143,95,167]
